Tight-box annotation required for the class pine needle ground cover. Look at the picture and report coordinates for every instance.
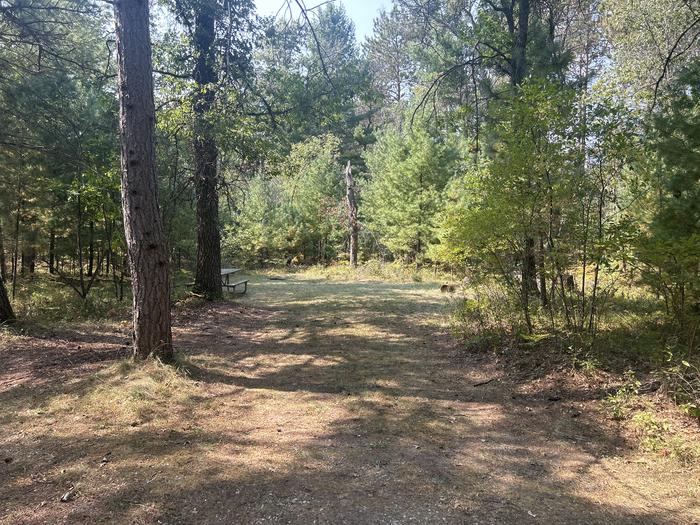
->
[1,272,698,524]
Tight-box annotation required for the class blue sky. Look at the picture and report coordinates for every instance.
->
[254,0,390,42]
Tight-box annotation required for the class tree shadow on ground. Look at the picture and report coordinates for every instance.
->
[1,276,698,524]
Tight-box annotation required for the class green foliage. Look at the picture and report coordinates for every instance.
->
[573,355,603,376]
[222,177,287,267]
[363,122,461,261]
[11,275,130,323]
[1,0,699,435]
[279,134,346,262]
[638,62,700,336]
[429,161,488,266]
[223,135,345,266]
[449,293,514,352]
[631,410,671,450]
[433,79,575,328]
[663,349,700,419]
[434,77,644,333]
[602,0,700,101]
[363,6,417,113]
[605,371,641,420]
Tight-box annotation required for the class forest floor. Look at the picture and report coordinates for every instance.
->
[1,273,699,524]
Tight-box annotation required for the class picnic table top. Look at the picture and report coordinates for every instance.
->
[221,268,242,275]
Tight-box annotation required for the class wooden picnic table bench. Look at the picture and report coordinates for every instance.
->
[221,268,248,294]
[187,269,248,294]
[220,268,241,284]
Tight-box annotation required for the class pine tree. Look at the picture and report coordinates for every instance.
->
[364,124,458,261]
[114,0,173,360]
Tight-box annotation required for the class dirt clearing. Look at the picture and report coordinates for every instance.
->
[1,274,698,524]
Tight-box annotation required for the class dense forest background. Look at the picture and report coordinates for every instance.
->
[1,0,700,393]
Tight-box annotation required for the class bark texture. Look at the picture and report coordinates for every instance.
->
[0,274,14,323]
[48,229,55,275]
[114,0,173,360]
[0,223,6,280]
[192,6,222,300]
[511,0,530,86]
[344,161,359,267]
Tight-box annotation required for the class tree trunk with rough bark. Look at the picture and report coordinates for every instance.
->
[192,5,222,300]
[48,229,55,274]
[344,161,359,267]
[0,274,13,323]
[511,0,530,86]
[11,196,20,299]
[0,223,6,281]
[114,0,173,361]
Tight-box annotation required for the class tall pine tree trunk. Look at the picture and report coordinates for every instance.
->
[0,223,6,281]
[511,0,530,86]
[192,6,222,300]
[114,0,173,361]
[509,0,538,316]
[27,247,35,274]
[0,274,13,323]
[12,192,20,299]
[344,161,359,267]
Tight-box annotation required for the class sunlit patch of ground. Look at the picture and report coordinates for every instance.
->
[1,272,699,524]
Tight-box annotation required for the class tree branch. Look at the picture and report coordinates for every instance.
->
[651,15,700,111]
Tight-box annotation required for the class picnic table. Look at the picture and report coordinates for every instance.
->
[221,268,248,294]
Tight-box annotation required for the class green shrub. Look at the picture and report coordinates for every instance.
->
[604,371,641,420]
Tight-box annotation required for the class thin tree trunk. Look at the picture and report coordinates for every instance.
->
[0,223,6,281]
[192,5,222,300]
[48,229,56,274]
[76,189,86,298]
[12,191,20,299]
[580,195,593,331]
[538,235,548,308]
[471,62,480,162]
[114,0,173,361]
[521,274,533,334]
[589,161,606,334]
[21,252,28,274]
[344,161,359,267]
[87,221,95,277]
[522,235,537,293]
[27,247,35,274]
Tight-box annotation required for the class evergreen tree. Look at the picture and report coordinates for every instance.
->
[640,62,700,330]
[364,123,459,260]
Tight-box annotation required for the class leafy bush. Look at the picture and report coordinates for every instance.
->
[13,275,130,323]
[663,355,700,419]
[604,371,641,420]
